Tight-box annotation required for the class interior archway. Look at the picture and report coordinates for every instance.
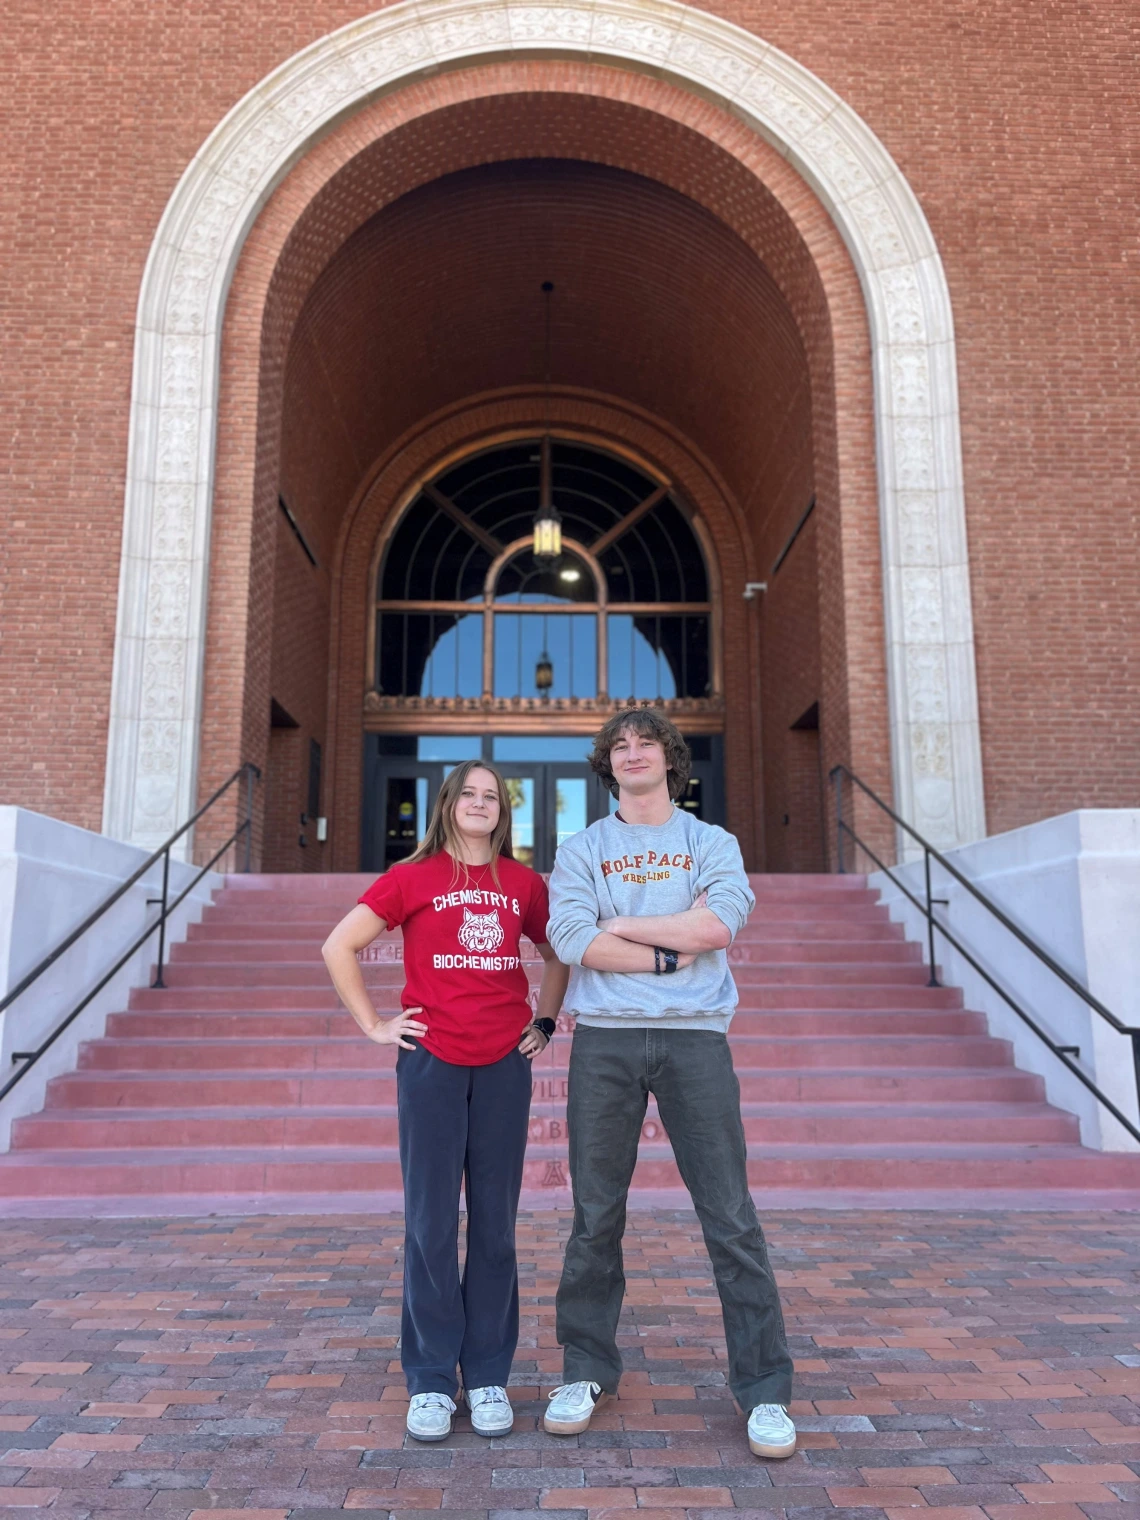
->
[260,127,832,870]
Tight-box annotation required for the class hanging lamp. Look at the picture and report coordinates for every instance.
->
[535,611,554,692]
[532,282,562,561]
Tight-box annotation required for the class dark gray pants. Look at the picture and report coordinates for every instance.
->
[556,1024,793,1411]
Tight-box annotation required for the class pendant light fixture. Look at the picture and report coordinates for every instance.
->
[532,281,562,561]
[535,611,553,693]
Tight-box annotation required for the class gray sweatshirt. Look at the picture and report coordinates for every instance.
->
[547,809,755,1032]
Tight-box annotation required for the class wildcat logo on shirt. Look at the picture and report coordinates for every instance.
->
[433,905,520,971]
[600,849,693,886]
[457,907,505,954]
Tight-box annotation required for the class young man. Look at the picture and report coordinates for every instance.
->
[544,710,795,1459]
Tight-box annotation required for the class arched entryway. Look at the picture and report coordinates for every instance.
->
[358,436,722,872]
[101,0,987,869]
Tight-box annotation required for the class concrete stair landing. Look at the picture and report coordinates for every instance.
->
[3,871,1139,1203]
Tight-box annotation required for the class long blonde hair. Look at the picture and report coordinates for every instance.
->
[404,760,514,887]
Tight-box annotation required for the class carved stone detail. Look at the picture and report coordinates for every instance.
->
[104,0,986,856]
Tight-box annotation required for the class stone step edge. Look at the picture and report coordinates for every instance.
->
[50,1062,1031,1082]
[16,1099,1069,1120]
[0,1141,1122,1163]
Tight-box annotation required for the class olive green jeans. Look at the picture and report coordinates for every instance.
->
[555,1024,793,1411]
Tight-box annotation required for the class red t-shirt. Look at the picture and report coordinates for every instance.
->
[358,851,550,1067]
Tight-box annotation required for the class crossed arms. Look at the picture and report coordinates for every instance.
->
[548,838,752,973]
[580,894,730,971]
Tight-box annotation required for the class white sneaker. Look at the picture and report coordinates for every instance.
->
[467,1384,514,1437]
[406,1391,456,1442]
[544,1380,604,1435]
[747,1402,797,1459]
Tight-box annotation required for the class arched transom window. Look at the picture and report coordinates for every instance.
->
[371,439,718,713]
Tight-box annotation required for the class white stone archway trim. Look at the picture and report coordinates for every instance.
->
[103,0,986,855]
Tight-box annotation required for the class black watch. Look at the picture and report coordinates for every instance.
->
[653,946,679,974]
[531,1017,556,1038]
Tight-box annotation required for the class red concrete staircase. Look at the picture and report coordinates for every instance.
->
[3,871,1139,1201]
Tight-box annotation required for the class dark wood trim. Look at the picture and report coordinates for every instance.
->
[422,481,502,556]
[376,600,712,615]
[363,695,725,737]
[589,485,668,556]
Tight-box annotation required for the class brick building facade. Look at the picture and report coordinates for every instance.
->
[2,0,1137,873]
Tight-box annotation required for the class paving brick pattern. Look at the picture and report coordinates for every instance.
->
[2,1208,1140,1518]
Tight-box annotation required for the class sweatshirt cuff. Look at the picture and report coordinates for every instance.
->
[554,924,603,967]
[703,895,747,940]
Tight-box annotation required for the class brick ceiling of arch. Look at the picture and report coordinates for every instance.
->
[273,88,827,568]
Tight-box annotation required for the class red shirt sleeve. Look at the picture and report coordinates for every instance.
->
[521,872,551,946]
[358,867,407,929]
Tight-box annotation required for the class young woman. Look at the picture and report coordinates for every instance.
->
[322,761,568,1443]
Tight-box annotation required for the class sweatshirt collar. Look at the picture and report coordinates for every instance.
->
[613,806,679,828]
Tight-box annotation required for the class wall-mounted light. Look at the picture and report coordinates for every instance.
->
[559,566,580,583]
[535,650,554,690]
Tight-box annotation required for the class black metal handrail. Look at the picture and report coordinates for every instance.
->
[0,762,260,1103]
[831,762,1140,1145]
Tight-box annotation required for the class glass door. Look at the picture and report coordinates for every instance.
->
[492,738,607,872]
[364,731,718,874]
[554,773,589,850]
[364,765,438,871]
[497,767,541,870]
[382,775,430,866]
[495,766,592,872]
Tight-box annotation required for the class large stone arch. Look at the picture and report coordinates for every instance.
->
[103,0,984,856]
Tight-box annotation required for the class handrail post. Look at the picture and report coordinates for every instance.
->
[834,768,845,874]
[1133,1032,1140,1136]
[923,846,940,988]
[244,763,255,873]
[151,847,171,990]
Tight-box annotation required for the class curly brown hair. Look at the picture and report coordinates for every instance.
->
[589,708,692,801]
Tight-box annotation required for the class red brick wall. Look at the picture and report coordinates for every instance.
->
[2,2,1137,856]
[261,512,332,873]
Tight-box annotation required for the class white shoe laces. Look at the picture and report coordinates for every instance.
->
[548,1380,601,1403]
[751,1402,790,1421]
[469,1386,509,1406]
[411,1392,454,1411]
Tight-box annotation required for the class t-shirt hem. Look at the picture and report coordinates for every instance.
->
[572,1011,734,1034]
[418,1034,528,1067]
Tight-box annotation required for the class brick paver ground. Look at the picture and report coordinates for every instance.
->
[1,1208,1139,1520]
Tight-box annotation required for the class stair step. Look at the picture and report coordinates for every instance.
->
[104,1008,985,1040]
[43,1064,1047,1110]
[154,959,933,987]
[187,918,908,944]
[172,937,919,964]
[1,1142,1138,1199]
[200,897,888,923]
[77,1033,1012,1072]
[2,867,1126,1201]
[12,1100,1080,1150]
[125,984,965,1012]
